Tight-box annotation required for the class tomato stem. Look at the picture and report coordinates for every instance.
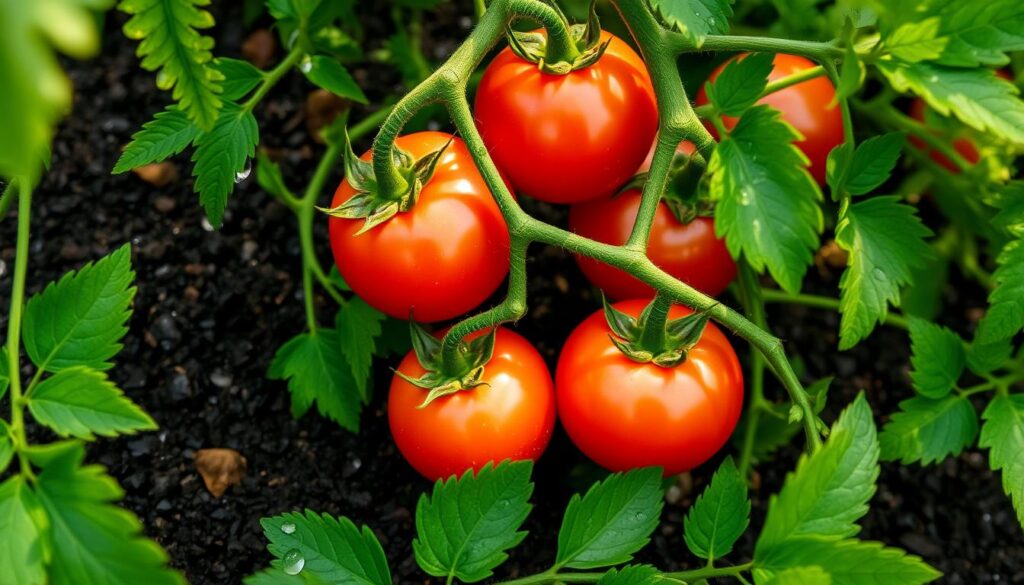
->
[736,260,770,478]
[760,289,911,330]
[242,46,305,114]
[851,98,973,173]
[636,291,672,353]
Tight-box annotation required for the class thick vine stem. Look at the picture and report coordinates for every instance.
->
[694,34,843,61]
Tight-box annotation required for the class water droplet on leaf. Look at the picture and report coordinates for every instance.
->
[300,56,313,74]
[872,267,887,281]
[281,522,296,535]
[282,549,305,575]
[235,162,252,183]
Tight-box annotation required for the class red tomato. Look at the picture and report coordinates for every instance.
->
[328,132,510,322]
[908,98,979,173]
[389,327,556,481]
[556,300,744,475]
[696,53,843,185]
[569,190,736,299]
[474,31,658,204]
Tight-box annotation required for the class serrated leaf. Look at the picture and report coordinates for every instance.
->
[683,457,750,562]
[710,105,823,293]
[912,1,1024,67]
[267,330,362,432]
[597,565,660,585]
[705,52,774,117]
[966,338,1015,376]
[191,102,259,227]
[976,239,1024,344]
[555,467,663,570]
[844,133,905,196]
[884,18,947,62]
[0,476,46,585]
[113,107,200,173]
[119,0,223,130]
[757,394,879,551]
[877,60,1024,146]
[763,566,831,585]
[413,461,533,583]
[836,197,932,349]
[214,57,264,101]
[649,0,732,47]
[261,510,391,585]
[336,298,385,403]
[755,537,941,585]
[303,56,368,103]
[880,395,978,465]
[23,244,136,373]
[980,393,1024,527]
[27,366,156,440]
[36,444,184,585]
[907,318,965,398]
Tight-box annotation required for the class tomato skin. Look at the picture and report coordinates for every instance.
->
[696,53,843,185]
[328,132,510,322]
[474,31,658,204]
[556,300,744,475]
[569,190,736,299]
[389,327,556,481]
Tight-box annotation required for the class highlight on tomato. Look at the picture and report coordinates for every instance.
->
[389,324,556,481]
[324,131,510,322]
[556,298,744,476]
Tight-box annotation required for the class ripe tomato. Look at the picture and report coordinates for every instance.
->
[328,132,510,322]
[389,327,556,481]
[474,31,658,204]
[696,53,843,185]
[556,299,744,475]
[569,190,736,299]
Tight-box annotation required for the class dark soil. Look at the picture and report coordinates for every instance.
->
[1,2,1022,584]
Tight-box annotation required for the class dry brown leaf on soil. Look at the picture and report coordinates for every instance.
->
[195,448,248,497]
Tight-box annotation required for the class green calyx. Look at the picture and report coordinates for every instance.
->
[395,320,497,408]
[627,148,715,224]
[604,294,712,368]
[318,130,451,234]
[507,0,609,74]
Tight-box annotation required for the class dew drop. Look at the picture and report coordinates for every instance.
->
[634,512,647,522]
[708,17,716,26]
[201,216,215,232]
[299,56,313,74]
[281,522,296,535]
[235,162,252,183]
[872,266,887,281]
[282,549,305,575]
[739,188,753,205]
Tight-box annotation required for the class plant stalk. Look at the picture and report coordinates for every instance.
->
[6,179,35,478]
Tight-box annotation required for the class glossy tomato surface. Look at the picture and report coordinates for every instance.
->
[909,98,980,173]
[389,327,556,481]
[556,300,744,475]
[569,189,736,299]
[328,132,510,322]
[696,53,843,185]
[474,31,658,204]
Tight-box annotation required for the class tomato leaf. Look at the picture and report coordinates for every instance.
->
[757,394,879,551]
[966,338,1015,376]
[413,461,533,583]
[704,52,774,117]
[112,107,201,173]
[0,476,46,585]
[267,330,362,432]
[214,57,264,101]
[843,133,905,196]
[979,393,1024,528]
[835,44,865,102]
[683,456,750,562]
[336,298,386,403]
[191,102,259,227]
[883,18,947,62]
[648,0,732,47]
[907,318,965,399]
[27,366,157,440]
[596,565,660,585]
[23,244,136,373]
[761,566,831,585]
[879,395,979,465]
[242,569,305,585]
[710,105,823,293]
[975,238,1024,344]
[555,467,663,570]
[302,55,368,103]
[755,537,941,584]
[835,197,932,349]
[259,510,391,585]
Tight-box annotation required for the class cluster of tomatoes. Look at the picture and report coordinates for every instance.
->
[327,27,975,481]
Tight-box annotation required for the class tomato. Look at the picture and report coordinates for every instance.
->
[474,31,658,204]
[908,98,980,173]
[696,53,843,185]
[569,190,736,299]
[556,299,744,475]
[389,327,556,481]
[328,132,510,322]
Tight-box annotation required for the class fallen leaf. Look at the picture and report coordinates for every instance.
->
[133,162,178,187]
[195,448,247,497]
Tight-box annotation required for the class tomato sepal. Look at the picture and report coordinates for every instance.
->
[400,320,498,407]
[506,1,609,75]
[603,295,713,368]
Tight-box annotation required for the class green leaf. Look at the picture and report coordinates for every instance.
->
[112,107,200,173]
[901,253,949,321]
[118,0,223,130]
[597,565,660,585]
[976,239,1024,344]
[704,52,774,117]
[710,105,823,293]
[907,318,965,398]
[835,197,932,349]
[898,1,1024,67]
[375,317,413,358]
[649,0,732,47]
[36,445,184,584]
[555,467,663,570]
[302,55,368,103]
[260,510,391,585]
[755,537,941,585]
[413,461,533,583]
[0,420,12,473]
[884,18,947,62]
[0,346,9,400]
[27,366,157,440]
[23,244,136,373]
[683,457,750,562]
[267,330,362,432]
[243,568,306,585]
[336,298,385,403]
[762,566,831,585]
[877,60,1024,146]
[191,102,259,227]
[834,45,865,102]
[214,57,264,101]
[0,476,46,585]
[844,133,905,196]
[879,395,978,465]
[979,393,1024,527]
[757,394,879,552]
[966,338,1014,376]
